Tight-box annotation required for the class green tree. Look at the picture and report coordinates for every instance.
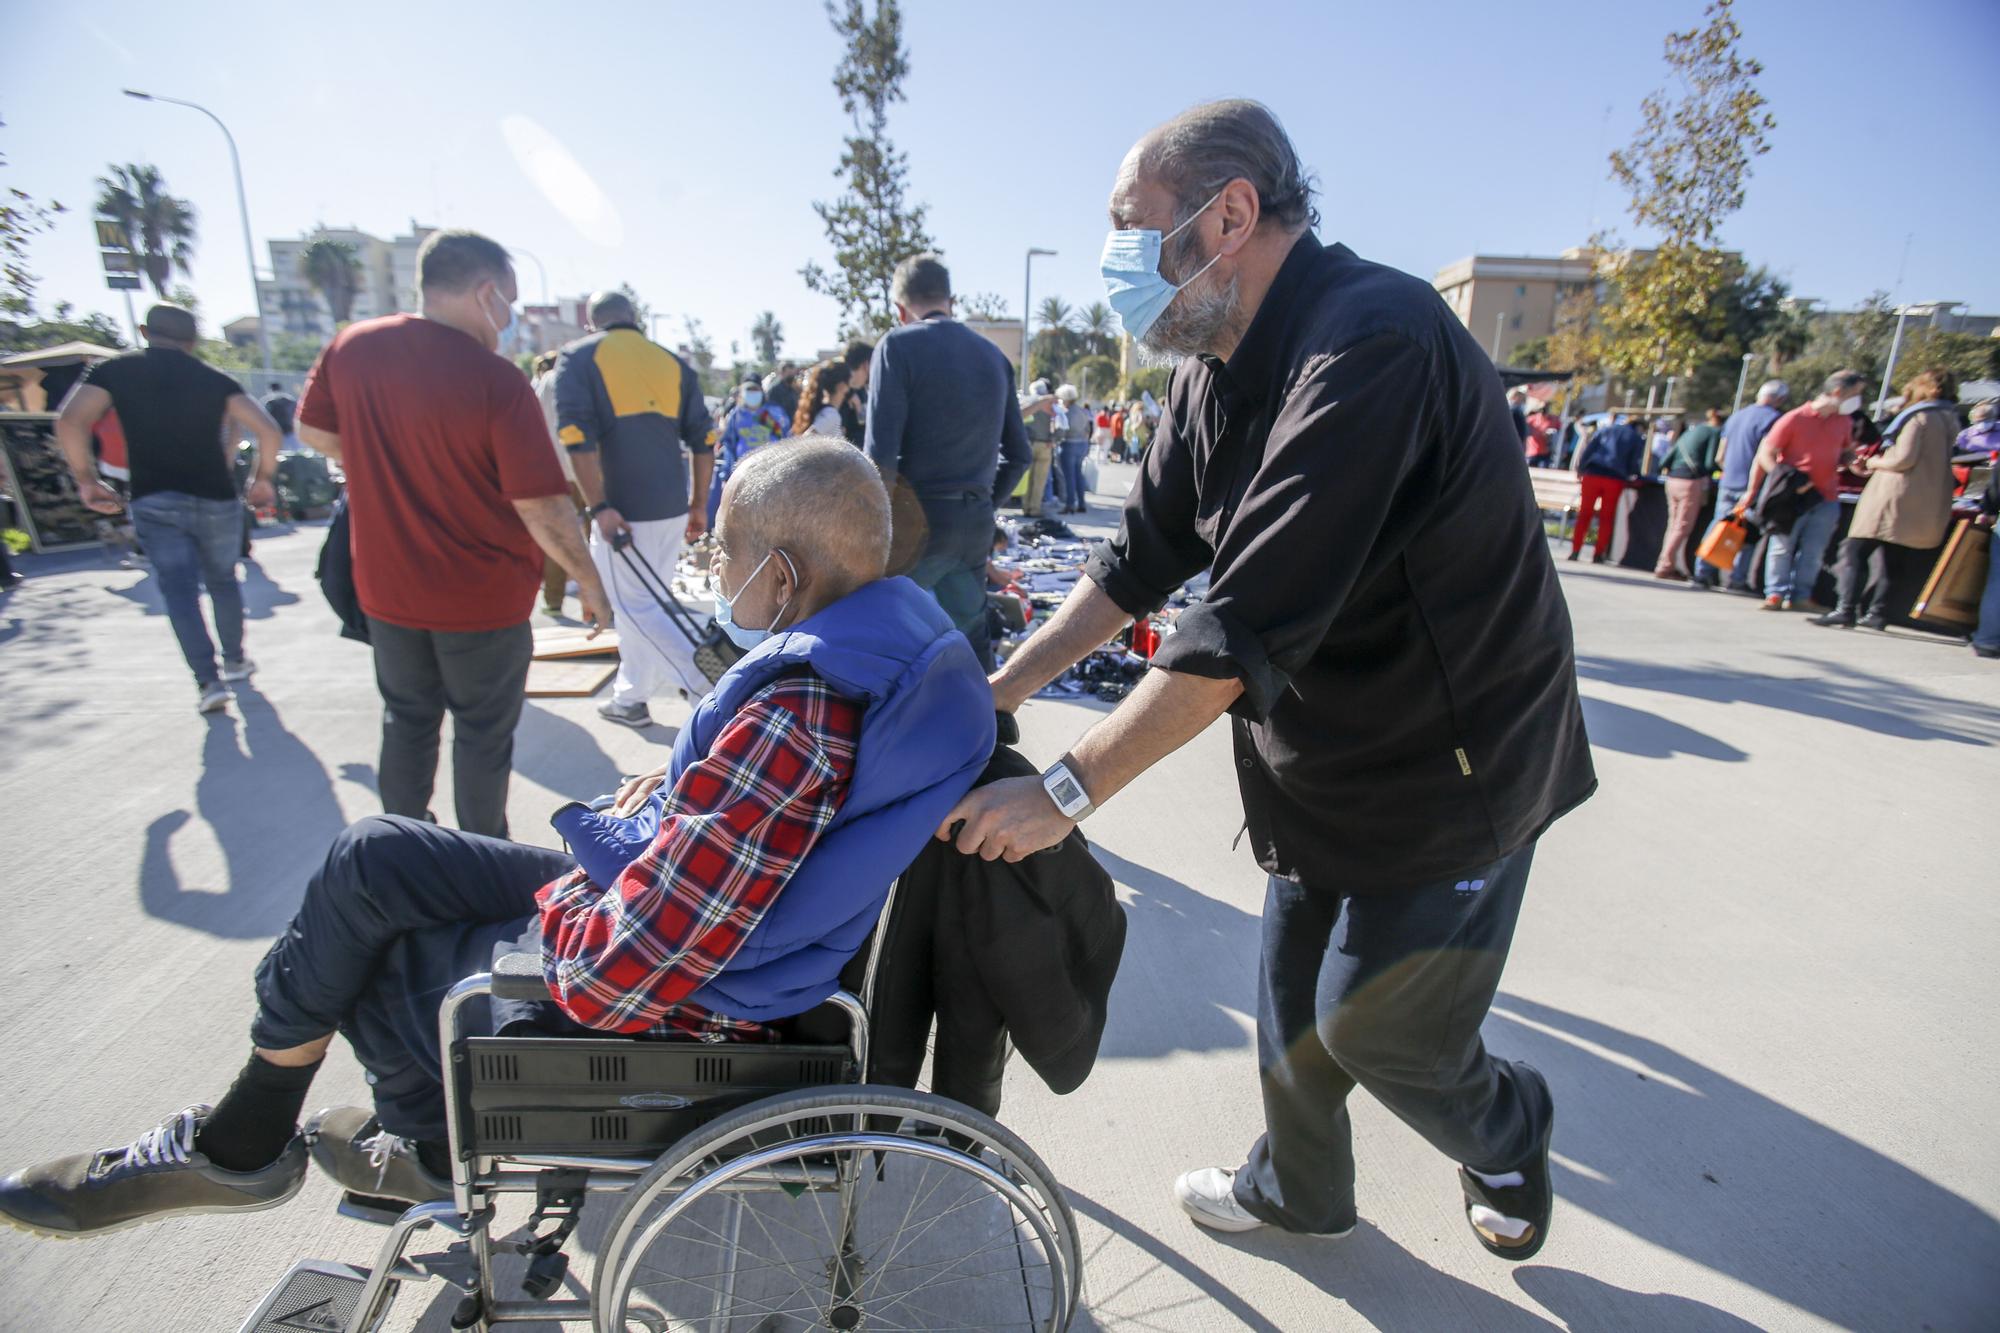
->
[750,310,784,364]
[957,292,1009,321]
[270,332,323,372]
[0,302,127,355]
[1123,365,1172,401]
[300,234,363,324]
[2,117,65,320]
[1036,297,1073,334]
[801,0,937,336]
[1598,0,1774,388]
[1078,301,1115,356]
[1067,355,1119,401]
[94,163,198,297]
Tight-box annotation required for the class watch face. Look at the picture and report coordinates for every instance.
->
[1050,776,1084,807]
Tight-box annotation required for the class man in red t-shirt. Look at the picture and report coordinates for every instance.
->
[1744,368,1866,611]
[297,230,609,838]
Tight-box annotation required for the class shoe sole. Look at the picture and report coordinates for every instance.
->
[597,710,652,729]
[0,1166,306,1240]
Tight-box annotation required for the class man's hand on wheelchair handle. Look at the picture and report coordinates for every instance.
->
[937,775,1074,863]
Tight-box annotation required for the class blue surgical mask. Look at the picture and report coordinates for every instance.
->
[742,389,765,410]
[712,548,795,651]
[1100,190,1224,343]
[483,287,520,355]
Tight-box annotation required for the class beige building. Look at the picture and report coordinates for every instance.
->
[257,221,436,341]
[964,318,1024,370]
[1432,251,1597,365]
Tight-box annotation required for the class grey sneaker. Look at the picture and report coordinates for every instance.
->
[302,1107,450,1207]
[219,657,256,683]
[197,682,230,714]
[596,699,653,729]
[0,1106,307,1238]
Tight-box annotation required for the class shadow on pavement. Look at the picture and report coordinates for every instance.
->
[1064,1187,1288,1332]
[1488,994,2000,1329]
[1090,848,1259,1059]
[511,702,655,804]
[1579,696,1748,762]
[106,557,300,621]
[138,691,345,938]
[1513,1267,1766,1331]
[1577,654,2000,746]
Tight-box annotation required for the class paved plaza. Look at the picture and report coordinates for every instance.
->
[1,462,1995,1331]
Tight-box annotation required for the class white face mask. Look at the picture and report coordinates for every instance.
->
[1838,394,1863,415]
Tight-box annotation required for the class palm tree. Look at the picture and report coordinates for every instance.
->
[94,163,197,297]
[750,310,784,364]
[1079,301,1115,355]
[299,235,363,325]
[1036,297,1074,333]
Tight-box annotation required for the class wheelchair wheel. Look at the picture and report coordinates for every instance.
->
[594,1084,1079,1331]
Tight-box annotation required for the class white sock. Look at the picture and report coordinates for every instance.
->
[1466,1167,1524,1189]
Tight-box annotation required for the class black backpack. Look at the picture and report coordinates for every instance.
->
[314,497,370,644]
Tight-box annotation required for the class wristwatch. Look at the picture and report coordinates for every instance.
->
[1041,757,1095,821]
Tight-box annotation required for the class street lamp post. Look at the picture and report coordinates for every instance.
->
[123,90,271,373]
[1024,247,1055,384]
[1876,300,1962,415]
[1731,352,1756,414]
[511,248,551,307]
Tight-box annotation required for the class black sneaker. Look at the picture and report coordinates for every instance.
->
[0,1106,307,1238]
[1459,1063,1555,1261]
[302,1107,450,1208]
[1809,610,1856,629]
[1860,615,1888,632]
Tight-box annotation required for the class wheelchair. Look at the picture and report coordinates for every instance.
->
[239,880,1081,1332]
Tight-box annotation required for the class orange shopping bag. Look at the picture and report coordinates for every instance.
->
[1698,515,1748,569]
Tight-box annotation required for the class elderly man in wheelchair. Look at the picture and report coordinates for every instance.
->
[0,439,1082,1331]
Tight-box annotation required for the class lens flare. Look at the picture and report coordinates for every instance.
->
[500,114,624,248]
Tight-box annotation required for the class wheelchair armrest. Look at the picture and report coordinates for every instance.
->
[490,940,553,1001]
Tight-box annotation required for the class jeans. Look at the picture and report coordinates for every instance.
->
[1974,528,2000,652]
[1765,495,1840,604]
[592,517,706,704]
[251,815,580,1143]
[368,616,533,839]
[1057,440,1089,511]
[1695,485,1756,588]
[128,491,246,686]
[1233,845,1552,1233]
[908,492,998,670]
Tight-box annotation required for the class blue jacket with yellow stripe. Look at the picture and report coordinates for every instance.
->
[553,324,714,522]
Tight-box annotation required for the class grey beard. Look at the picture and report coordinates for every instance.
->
[1136,272,1240,364]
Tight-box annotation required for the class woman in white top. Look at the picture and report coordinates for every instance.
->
[793,359,853,439]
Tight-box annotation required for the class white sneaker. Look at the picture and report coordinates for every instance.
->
[197,682,230,715]
[596,699,652,729]
[1173,1167,1268,1233]
[219,657,256,683]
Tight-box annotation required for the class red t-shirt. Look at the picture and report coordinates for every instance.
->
[1763,405,1849,502]
[298,315,566,632]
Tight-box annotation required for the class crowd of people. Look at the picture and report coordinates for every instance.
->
[1527,370,1999,658]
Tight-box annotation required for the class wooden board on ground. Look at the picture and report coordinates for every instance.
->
[532,625,619,660]
[1913,521,1990,628]
[525,659,616,697]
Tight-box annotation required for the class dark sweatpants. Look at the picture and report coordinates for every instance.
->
[1234,843,1553,1233]
[251,816,582,1144]
[368,616,534,839]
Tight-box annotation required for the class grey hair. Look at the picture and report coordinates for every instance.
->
[723,437,890,594]
[417,229,511,294]
[1973,399,1997,424]
[1821,369,1868,399]
[890,253,951,309]
[1756,379,1790,404]
[1141,99,1319,231]
[587,289,638,328]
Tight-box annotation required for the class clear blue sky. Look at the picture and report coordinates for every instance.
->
[6,0,1997,357]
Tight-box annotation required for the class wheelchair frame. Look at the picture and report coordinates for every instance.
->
[244,880,1078,1333]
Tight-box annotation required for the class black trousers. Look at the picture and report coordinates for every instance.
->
[368,616,533,839]
[1833,536,1911,620]
[251,816,580,1143]
[1234,843,1552,1233]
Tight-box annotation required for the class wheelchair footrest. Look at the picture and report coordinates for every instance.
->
[336,1191,410,1227]
[238,1258,391,1333]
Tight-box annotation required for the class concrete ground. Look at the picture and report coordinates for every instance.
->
[1,460,1995,1331]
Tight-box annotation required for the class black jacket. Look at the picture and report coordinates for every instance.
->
[315,497,370,644]
[856,745,1126,1117]
[1751,462,1819,537]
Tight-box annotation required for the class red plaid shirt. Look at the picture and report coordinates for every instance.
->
[535,671,862,1038]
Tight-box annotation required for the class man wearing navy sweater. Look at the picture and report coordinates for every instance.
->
[865,254,1032,668]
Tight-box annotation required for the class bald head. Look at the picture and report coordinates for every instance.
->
[720,437,890,613]
[587,290,638,330]
[142,303,198,348]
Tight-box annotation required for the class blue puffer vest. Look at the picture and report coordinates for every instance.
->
[551,576,994,1021]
